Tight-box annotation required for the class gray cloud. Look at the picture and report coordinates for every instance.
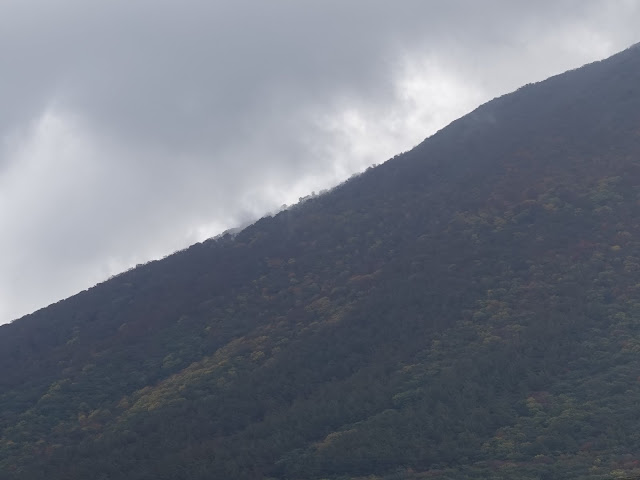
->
[1,0,639,323]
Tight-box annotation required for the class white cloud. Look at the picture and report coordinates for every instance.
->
[1,1,639,323]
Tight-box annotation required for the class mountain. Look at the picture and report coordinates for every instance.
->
[2,43,640,479]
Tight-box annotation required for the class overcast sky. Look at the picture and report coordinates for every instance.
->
[1,1,639,324]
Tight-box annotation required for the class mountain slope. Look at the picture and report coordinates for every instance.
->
[2,43,640,479]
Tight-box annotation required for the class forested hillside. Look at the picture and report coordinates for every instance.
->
[2,43,640,479]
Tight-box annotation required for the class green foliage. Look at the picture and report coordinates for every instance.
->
[2,43,640,479]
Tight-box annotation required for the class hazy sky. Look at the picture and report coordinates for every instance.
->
[1,1,639,324]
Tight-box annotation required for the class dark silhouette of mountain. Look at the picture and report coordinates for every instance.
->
[2,43,640,479]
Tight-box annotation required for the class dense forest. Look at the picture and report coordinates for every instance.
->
[2,43,640,479]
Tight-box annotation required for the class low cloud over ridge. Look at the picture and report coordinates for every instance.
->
[1,0,639,323]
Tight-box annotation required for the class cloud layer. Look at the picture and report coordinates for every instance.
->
[1,1,639,323]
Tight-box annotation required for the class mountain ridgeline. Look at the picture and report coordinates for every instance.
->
[3,44,640,479]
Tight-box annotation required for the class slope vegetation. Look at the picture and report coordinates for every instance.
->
[2,44,640,479]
